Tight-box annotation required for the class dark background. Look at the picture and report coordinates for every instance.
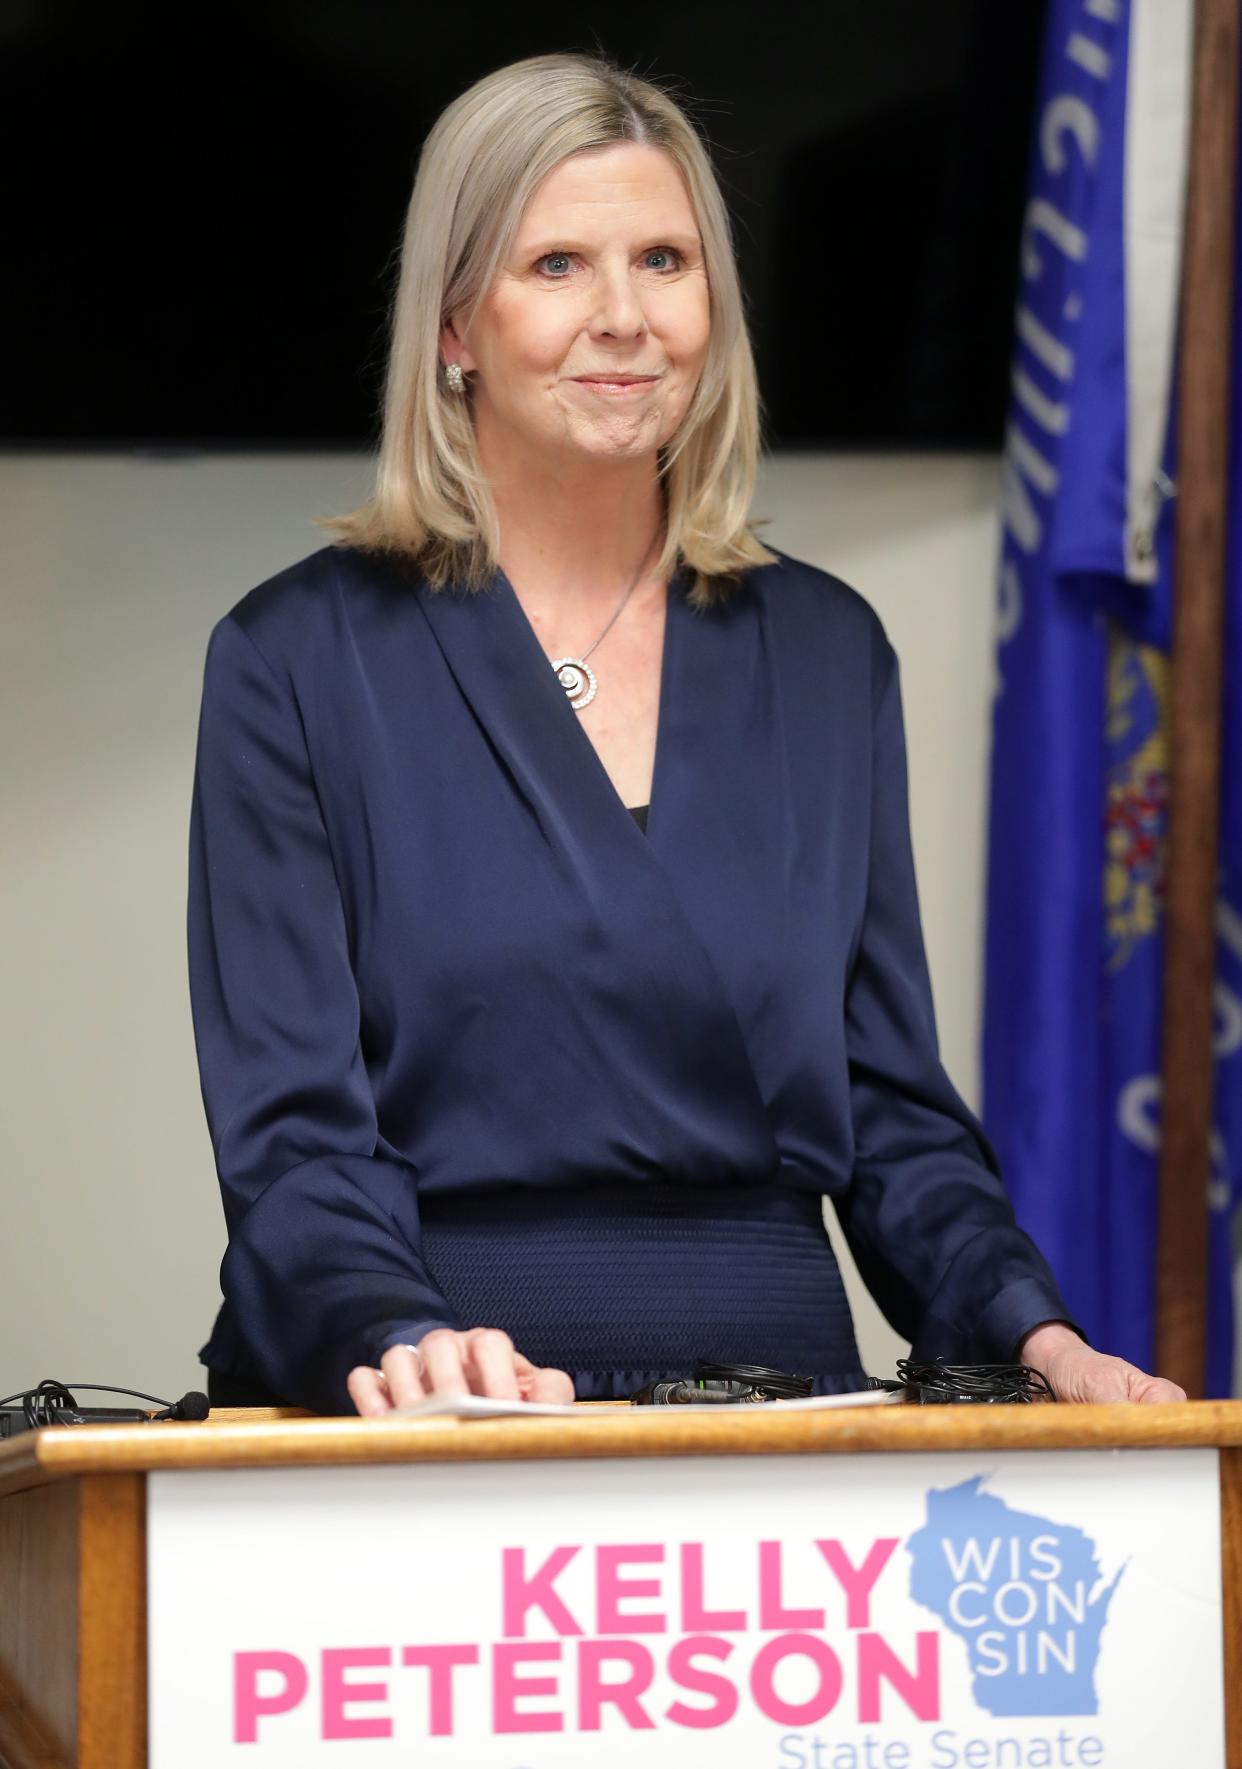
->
[2,0,1048,451]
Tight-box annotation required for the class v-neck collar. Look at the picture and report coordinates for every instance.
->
[483,556,689,844]
[409,553,788,906]
[413,546,787,1016]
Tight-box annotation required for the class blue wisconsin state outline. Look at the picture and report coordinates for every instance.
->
[906,1475,1126,1717]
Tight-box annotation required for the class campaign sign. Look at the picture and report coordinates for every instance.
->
[147,1447,1224,1766]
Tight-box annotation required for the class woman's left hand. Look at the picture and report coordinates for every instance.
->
[1017,1321,1187,1404]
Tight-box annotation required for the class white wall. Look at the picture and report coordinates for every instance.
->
[0,451,1002,1401]
[758,454,1004,1375]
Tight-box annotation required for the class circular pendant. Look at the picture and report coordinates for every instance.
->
[551,657,598,710]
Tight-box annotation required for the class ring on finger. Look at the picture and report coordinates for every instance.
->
[398,1342,426,1379]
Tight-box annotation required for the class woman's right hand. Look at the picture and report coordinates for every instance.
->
[346,1326,575,1416]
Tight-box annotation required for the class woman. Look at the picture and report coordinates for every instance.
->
[188,51,1183,1415]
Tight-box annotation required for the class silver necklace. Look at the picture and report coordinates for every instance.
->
[550,529,662,711]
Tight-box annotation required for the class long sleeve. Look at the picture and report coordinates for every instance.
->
[835,639,1079,1363]
[187,612,460,1412]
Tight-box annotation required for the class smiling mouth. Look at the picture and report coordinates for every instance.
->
[570,376,660,394]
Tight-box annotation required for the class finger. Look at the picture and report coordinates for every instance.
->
[1045,1350,1130,1404]
[1078,1367,1131,1404]
[463,1327,522,1399]
[347,1365,393,1418]
[419,1329,472,1398]
[379,1342,430,1409]
[509,1352,573,1404]
[526,1364,576,1404]
[1130,1373,1188,1404]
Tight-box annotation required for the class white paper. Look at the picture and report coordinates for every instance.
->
[387,1386,903,1420]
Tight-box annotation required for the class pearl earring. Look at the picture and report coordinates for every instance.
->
[445,362,465,392]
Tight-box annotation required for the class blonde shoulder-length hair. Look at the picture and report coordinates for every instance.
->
[317,51,777,610]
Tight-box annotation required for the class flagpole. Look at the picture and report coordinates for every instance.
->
[1154,0,1240,1395]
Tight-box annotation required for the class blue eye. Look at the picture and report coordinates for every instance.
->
[533,246,686,278]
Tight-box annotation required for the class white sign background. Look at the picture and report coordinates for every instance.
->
[148,1447,1224,1767]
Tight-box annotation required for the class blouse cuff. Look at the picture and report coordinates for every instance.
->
[365,1319,462,1366]
[912,1225,1083,1365]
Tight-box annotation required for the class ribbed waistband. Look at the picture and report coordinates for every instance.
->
[418,1182,865,1399]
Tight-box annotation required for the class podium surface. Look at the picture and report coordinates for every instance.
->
[1,1400,1239,1768]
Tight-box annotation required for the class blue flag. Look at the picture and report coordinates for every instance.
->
[984,0,1242,1395]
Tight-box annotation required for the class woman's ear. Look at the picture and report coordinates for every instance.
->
[439,316,476,376]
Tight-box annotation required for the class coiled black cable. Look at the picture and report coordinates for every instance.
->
[629,1361,814,1405]
[693,1361,813,1399]
[894,1358,1054,1404]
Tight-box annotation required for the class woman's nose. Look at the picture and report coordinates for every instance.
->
[589,263,646,338]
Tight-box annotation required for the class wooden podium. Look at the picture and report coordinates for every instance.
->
[1,1400,1240,1769]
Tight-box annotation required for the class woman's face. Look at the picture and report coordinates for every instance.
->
[445,142,711,470]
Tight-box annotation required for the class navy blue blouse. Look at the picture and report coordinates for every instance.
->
[187,543,1073,1412]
